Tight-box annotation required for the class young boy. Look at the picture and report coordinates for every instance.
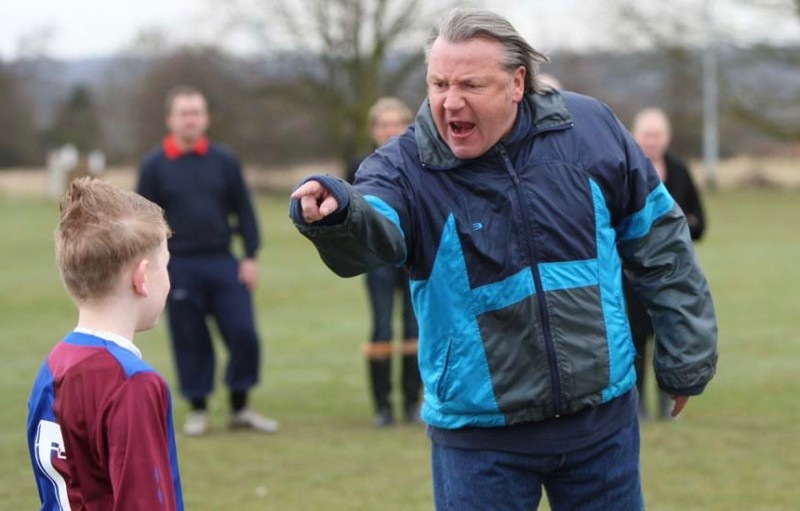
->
[26,177,183,510]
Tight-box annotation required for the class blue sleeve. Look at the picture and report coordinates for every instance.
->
[608,109,718,396]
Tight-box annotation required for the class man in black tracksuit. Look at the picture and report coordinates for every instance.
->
[137,85,278,436]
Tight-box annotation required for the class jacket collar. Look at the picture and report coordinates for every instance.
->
[414,88,573,171]
[163,134,209,160]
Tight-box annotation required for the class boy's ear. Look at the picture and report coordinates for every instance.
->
[132,259,150,297]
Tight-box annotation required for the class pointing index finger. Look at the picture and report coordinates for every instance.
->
[291,180,323,199]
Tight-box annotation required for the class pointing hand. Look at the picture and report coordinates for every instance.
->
[291,180,339,223]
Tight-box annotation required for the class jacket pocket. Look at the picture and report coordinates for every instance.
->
[434,335,454,402]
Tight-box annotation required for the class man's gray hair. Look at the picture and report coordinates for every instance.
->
[425,8,549,95]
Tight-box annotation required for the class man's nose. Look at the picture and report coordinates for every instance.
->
[443,91,465,110]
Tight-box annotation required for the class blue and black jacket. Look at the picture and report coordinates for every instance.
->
[291,90,718,429]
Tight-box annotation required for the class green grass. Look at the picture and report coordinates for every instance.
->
[1,189,798,510]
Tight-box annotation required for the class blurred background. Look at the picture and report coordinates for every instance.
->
[1,1,799,510]
[1,0,798,190]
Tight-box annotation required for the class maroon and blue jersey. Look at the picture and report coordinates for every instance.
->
[26,330,183,510]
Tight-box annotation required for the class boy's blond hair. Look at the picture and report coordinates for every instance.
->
[56,177,171,302]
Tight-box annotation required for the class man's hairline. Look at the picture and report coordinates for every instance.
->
[426,35,521,84]
[167,92,207,115]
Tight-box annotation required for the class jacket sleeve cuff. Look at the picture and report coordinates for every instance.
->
[659,382,707,397]
[289,174,350,227]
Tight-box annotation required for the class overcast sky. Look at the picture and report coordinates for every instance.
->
[1,0,798,59]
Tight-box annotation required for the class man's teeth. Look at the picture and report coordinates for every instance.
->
[451,122,473,134]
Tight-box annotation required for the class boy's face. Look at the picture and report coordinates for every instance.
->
[137,239,171,332]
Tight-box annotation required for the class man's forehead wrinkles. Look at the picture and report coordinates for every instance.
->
[428,62,502,83]
[427,72,490,84]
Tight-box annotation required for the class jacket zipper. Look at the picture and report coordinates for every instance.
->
[497,144,563,417]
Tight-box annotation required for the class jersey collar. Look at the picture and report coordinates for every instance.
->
[73,327,142,359]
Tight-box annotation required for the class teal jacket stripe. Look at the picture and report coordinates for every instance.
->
[364,195,405,241]
[471,267,535,313]
[617,182,675,241]
[590,180,637,402]
[363,195,407,265]
[539,260,598,291]
[412,215,503,428]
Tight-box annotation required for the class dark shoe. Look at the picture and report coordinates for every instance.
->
[373,407,395,429]
[367,356,392,421]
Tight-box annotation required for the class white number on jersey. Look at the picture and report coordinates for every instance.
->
[35,420,72,511]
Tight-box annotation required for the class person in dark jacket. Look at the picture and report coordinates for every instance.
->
[347,97,421,428]
[290,9,717,510]
[137,85,278,436]
[628,107,707,420]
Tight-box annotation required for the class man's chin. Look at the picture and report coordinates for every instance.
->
[449,145,482,160]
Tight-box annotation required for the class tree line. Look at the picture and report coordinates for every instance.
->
[1,0,797,170]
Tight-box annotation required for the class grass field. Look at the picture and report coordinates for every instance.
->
[1,188,798,510]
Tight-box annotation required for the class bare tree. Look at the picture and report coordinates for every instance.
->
[223,0,444,163]
[0,28,60,167]
[42,85,103,153]
[116,43,328,168]
[611,1,708,156]
[0,61,39,166]
[611,0,800,154]
[722,1,800,143]
[126,45,253,159]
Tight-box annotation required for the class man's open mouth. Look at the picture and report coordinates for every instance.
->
[449,121,475,136]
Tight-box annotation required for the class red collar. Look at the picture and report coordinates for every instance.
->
[162,135,209,160]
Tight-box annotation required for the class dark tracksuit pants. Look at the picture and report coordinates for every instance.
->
[364,264,421,414]
[166,254,260,400]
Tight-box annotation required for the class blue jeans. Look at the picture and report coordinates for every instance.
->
[431,417,643,511]
[365,264,417,341]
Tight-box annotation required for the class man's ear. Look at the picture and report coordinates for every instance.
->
[132,259,150,297]
[512,66,526,103]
